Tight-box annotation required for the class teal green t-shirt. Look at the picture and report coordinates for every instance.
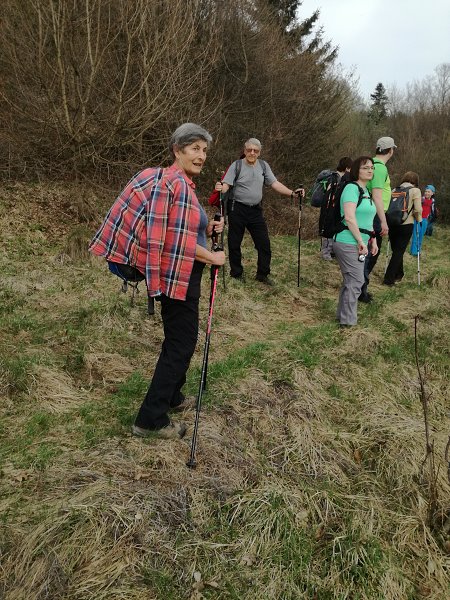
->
[366,158,391,211]
[334,183,376,245]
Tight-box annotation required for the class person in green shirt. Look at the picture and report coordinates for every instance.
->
[333,156,378,327]
[359,136,396,303]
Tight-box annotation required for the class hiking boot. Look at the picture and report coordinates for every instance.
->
[358,292,373,304]
[170,396,196,412]
[255,275,274,286]
[230,273,245,282]
[131,421,187,440]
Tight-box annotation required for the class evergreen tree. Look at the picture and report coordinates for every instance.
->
[266,0,337,62]
[369,82,389,124]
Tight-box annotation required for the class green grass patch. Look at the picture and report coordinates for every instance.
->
[187,341,271,401]
[0,286,27,315]
[74,372,147,444]
[1,354,35,396]
[285,323,338,368]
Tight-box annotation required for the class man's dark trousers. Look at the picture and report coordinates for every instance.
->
[228,202,271,278]
[134,293,199,430]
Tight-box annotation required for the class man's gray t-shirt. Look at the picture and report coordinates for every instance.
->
[223,159,277,206]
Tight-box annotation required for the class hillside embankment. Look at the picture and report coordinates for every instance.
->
[1,183,449,599]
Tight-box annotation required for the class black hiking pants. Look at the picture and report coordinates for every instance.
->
[228,202,271,279]
[383,223,413,284]
[134,263,204,430]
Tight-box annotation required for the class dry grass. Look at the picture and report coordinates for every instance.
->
[30,366,87,413]
[0,183,449,599]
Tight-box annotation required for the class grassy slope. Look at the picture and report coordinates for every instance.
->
[0,184,449,600]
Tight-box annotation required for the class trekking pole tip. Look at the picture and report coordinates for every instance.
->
[186,459,197,469]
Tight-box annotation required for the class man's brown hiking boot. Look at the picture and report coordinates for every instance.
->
[132,421,187,440]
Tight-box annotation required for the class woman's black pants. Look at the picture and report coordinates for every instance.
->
[384,223,414,285]
[134,294,199,430]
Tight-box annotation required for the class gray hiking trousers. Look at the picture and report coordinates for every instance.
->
[321,237,334,260]
[333,241,365,326]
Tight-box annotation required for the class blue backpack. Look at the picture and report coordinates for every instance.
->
[108,262,155,315]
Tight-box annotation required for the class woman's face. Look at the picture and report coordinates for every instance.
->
[359,161,374,183]
[174,140,208,177]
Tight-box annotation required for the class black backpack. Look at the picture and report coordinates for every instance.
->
[311,169,335,207]
[318,172,340,236]
[321,180,368,239]
[386,186,412,227]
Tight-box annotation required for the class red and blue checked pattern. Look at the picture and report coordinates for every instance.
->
[89,164,201,300]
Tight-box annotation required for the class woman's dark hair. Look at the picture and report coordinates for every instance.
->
[401,171,419,187]
[349,156,374,181]
[336,156,352,172]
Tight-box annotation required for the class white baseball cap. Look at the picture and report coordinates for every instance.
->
[376,136,397,151]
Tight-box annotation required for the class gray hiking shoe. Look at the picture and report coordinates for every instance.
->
[131,421,187,440]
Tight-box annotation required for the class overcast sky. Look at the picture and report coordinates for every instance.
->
[298,0,450,101]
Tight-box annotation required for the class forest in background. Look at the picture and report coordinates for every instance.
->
[0,0,449,221]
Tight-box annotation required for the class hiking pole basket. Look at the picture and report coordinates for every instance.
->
[187,213,222,469]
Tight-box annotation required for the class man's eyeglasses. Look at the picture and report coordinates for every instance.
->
[245,148,260,154]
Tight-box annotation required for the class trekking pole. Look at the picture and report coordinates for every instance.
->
[297,185,304,286]
[203,210,224,392]
[187,213,222,469]
[417,226,421,286]
[219,191,226,291]
[384,239,391,275]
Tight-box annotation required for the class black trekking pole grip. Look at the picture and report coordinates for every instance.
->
[212,212,223,251]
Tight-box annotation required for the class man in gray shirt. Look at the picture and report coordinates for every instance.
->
[217,138,302,285]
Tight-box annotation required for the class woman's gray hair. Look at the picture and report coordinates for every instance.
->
[244,137,262,150]
[169,123,212,156]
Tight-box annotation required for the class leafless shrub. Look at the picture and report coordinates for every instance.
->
[0,0,353,196]
[0,0,224,179]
